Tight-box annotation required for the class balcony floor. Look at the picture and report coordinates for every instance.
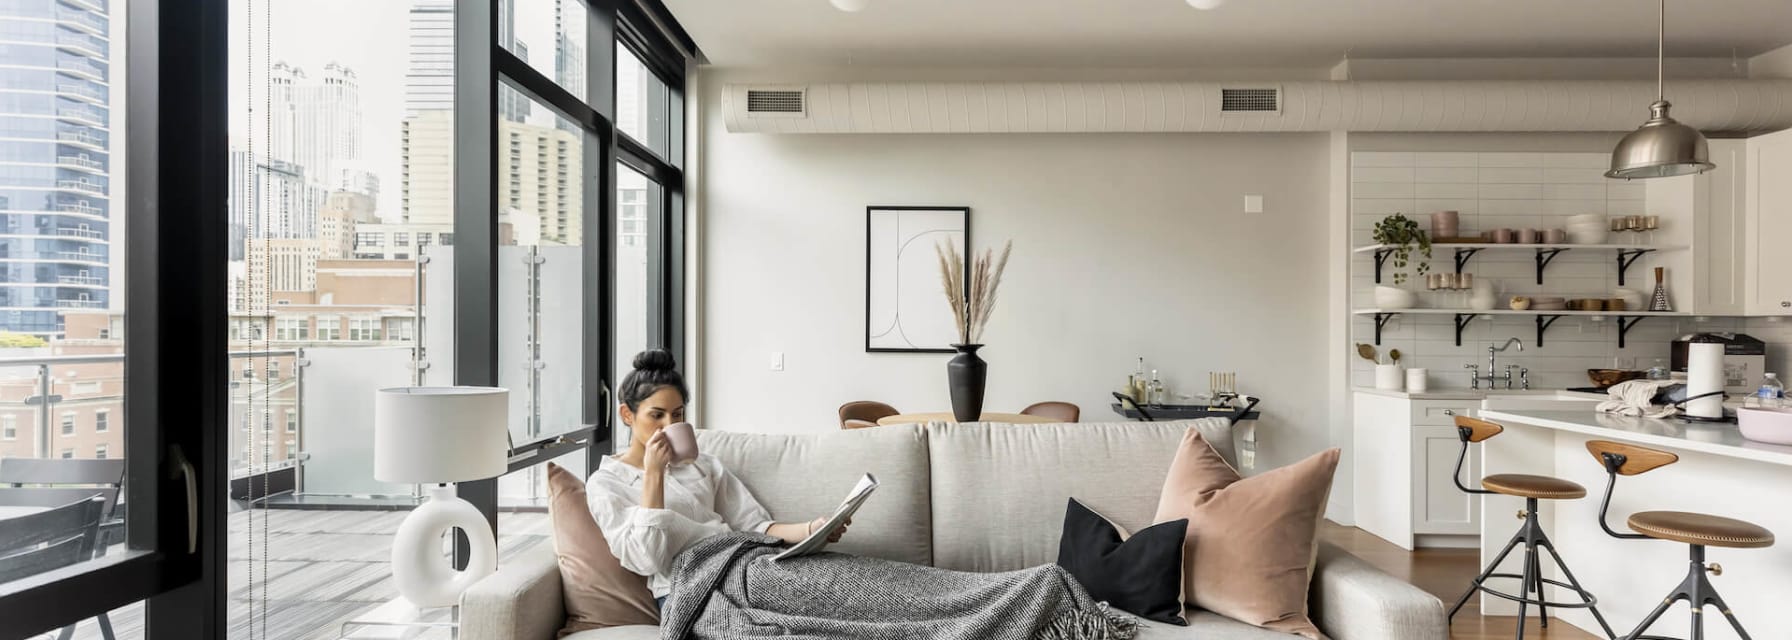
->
[50,508,552,640]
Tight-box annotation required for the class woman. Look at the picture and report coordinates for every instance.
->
[587,349,847,612]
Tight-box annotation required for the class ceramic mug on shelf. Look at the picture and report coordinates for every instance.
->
[1492,228,1516,243]
[1545,228,1567,244]
[1519,228,1540,244]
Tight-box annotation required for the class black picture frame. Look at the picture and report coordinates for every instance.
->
[865,206,971,353]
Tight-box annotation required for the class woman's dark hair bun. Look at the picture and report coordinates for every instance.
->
[632,348,677,372]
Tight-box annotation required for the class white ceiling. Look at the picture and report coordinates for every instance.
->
[663,0,1792,69]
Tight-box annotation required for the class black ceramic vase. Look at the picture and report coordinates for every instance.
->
[948,344,987,422]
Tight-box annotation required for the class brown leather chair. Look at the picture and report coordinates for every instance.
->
[1446,416,1616,640]
[837,401,899,429]
[1020,401,1080,423]
[1587,440,1774,640]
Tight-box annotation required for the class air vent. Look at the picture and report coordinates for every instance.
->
[746,88,806,117]
[1221,87,1280,113]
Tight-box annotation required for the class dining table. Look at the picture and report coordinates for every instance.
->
[0,505,48,520]
[876,412,1059,426]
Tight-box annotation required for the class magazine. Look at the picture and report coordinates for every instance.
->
[770,473,878,561]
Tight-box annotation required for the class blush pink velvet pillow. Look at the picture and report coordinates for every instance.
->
[545,463,659,635]
[1153,430,1341,639]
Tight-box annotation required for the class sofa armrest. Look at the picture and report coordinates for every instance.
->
[461,547,565,640]
[1310,542,1448,640]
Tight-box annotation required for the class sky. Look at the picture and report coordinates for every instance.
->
[226,0,566,223]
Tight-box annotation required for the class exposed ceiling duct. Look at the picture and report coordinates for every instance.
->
[722,80,1792,134]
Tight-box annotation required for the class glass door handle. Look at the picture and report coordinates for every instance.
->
[169,445,197,554]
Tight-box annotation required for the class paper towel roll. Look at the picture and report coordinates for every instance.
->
[1687,342,1726,419]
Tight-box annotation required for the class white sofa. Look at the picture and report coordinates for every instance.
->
[461,421,1448,640]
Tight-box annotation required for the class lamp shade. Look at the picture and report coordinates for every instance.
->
[374,386,509,484]
[1606,102,1714,180]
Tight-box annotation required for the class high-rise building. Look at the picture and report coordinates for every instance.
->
[0,0,115,337]
[268,61,361,187]
[402,115,580,243]
[247,157,327,240]
[406,0,454,115]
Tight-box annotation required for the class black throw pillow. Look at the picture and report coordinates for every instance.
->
[1055,498,1188,625]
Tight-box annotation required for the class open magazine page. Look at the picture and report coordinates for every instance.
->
[771,473,879,561]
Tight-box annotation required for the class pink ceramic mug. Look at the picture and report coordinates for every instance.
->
[660,422,699,464]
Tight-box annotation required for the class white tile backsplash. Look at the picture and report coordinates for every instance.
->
[1348,150,1770,391]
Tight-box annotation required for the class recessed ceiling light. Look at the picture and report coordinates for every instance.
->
[831,0,869,12]
[1186,0,1225,8]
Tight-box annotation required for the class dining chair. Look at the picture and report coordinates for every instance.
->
[1019,401,1080,423]
[842,419,879,430]
[0,458,125,640]
[0,495,112,640]
[838,401,899,429]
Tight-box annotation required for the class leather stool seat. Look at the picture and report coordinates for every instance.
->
[1481,473,1587,500]
[1628,511,1776,549]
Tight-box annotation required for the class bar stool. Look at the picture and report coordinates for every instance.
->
[1586,440,1775,640]
[1447,416,1617,639]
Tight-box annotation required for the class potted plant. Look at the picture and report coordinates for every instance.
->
[936,240,1013,422]
[1373,213,1432,286]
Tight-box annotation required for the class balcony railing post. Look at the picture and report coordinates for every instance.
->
[33,364,50,459]
[294,348,307,494]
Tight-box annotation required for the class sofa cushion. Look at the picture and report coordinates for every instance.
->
[1136,609,1306,639]
[1057,498,1187,625]
[544,463,658,635]
[1155,430,1340,639]
[927,420,1231,572]
[696,424,931,566]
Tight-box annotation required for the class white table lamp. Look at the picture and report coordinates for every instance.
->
[374,386,509,608]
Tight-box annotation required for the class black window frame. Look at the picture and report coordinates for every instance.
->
[0,0,230,636]
[453,0,694,544]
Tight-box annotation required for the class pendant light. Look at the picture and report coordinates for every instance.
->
[1606,0,1713,179]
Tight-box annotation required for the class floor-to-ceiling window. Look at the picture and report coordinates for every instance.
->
[194,0,695,638]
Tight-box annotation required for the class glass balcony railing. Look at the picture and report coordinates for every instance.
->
[55,83,105,104]
[56,155,104,172]
[53,299,102,309]
[54,32,106,58]
[55,9,108,36]
[56,130,104,148]
[55,202,103,216]
[54,227,104,239]
[54,251,105,264]
[56,106,106,127]
[55,179,104,194]
[55,59,106,83]
[56,274,103,285]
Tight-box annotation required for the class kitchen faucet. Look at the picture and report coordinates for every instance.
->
[1471,338,1526,390]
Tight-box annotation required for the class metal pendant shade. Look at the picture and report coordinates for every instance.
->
[1607,0,1713,180]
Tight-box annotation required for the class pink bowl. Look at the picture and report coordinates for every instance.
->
[1737,407,1792,445]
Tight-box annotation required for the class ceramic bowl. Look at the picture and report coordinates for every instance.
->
[1738,407,1792,445]
[1568,230,1607,245]
[1567,222,1609,232]
[1566,213,1606,225]
[1374,285,1418,310]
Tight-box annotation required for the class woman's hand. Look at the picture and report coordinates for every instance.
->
[809,516,851,543]
[642,430,674,475]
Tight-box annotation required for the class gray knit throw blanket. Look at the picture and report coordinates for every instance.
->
[659,532,1138,640]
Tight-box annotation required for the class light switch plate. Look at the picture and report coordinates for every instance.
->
[770,352,785,371]
[1243,194,1264,214]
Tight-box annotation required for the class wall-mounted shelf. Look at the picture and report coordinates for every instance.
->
[1354,243,1687,286]
[1352,308,1689,348]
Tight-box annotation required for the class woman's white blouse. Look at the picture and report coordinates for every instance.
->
[586,453,775,597]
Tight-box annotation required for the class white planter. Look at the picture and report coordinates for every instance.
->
[1375,364,1405,391]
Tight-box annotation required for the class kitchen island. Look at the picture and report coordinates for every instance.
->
[1474,409,1792,639]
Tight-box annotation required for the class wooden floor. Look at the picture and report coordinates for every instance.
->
[1321,522,1601,640]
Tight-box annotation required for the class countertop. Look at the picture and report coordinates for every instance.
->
[1353,387,1604,401]
[1479,409,1792,467]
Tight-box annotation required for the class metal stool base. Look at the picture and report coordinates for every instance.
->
[1618,544,1755,640]
[1448,498,1619,640]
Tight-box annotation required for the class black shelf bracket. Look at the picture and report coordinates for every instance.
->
[1616,249,1655,286]
[1373,312,1399,345]
[1453,313,1478,347]
[1372,248,1395,284]
[1617,315,1647,349]
[1534,248,1568,285]
[1453,248,1483,275]
[1535,314,1563,347]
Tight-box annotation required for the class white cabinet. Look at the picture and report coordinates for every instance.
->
[1353,391,1480,549]
[1650,139,1747,315]
[1747,129,1792,315]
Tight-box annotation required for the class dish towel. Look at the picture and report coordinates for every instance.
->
[1596,379,1681,418]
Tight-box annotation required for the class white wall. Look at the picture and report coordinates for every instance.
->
[695,68,1336,474]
